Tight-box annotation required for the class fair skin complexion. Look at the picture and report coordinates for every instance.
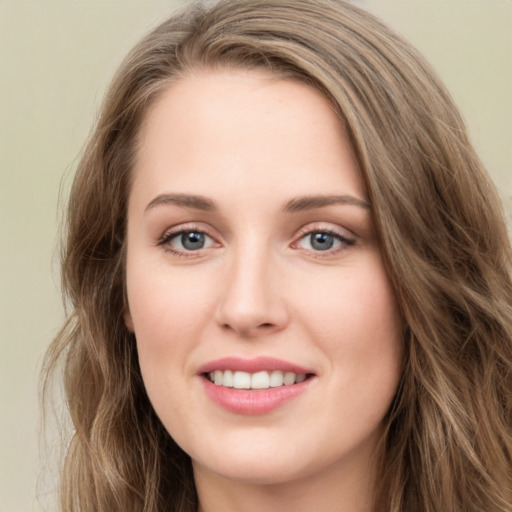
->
[125,69,402,512]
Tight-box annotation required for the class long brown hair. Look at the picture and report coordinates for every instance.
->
[43,1,512,510]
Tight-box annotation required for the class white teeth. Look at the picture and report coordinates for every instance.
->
[269,370,284,387]
[233,371,251,389]
[283,372,296,386]
[223,370,234,387]
[251,371,270,389]
[211,370,234,387]
[208,370,308,389]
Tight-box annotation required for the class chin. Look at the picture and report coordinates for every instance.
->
[187,433,311,485]
[196,457,310,486]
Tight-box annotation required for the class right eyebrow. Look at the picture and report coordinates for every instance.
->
[284,194,371,212]
[144,193,216,213]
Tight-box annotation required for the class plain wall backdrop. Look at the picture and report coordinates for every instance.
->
[0,1,510,511]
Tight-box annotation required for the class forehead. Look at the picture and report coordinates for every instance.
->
[131,69,365,209]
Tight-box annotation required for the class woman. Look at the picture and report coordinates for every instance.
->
[43,0,512,511]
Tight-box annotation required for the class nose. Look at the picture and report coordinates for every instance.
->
[215,245,289,338]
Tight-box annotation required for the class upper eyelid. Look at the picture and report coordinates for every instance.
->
[158,223,217,241]
[293,222,355,240]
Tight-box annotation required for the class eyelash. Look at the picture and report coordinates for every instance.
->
[156,224,215,258]
[157,225,355,258]
[292,226,355,256]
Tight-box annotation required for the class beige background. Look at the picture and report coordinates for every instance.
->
[0,1,510,511]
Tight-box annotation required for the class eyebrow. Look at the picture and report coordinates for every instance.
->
[144,192,371,214]
[145,193,216,213]
[284,194,371,212]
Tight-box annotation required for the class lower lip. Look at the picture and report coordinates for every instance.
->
[201,376,314,415]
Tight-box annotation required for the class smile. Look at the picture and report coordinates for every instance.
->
[207,370,308,389]
[198,357,317,414]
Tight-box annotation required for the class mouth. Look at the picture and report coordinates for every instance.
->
[204,369,314,389]
[197,357,316,414]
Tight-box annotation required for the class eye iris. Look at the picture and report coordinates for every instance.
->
[310,232,334,251]
[181,232,205,250]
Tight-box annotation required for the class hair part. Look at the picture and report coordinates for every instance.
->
[43,1,512,511]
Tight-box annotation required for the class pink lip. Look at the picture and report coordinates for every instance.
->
[197,357,316,415]
[197,356,314,375]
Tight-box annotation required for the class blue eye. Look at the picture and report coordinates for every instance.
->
[167,231,213,251]
[310,232,335,251]
[297,231,353,252]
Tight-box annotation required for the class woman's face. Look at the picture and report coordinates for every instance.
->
[125,70,402,488]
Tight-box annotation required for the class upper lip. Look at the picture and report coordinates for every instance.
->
[197,357,315,375]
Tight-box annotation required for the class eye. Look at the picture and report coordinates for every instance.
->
[296,230,354,253]
[161,230,216,253]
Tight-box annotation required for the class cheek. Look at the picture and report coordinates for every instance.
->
[294,259,403,405]
[125,258,228,416]
[126,258,213,340]
[125,262,206,387]
[126,266,213,432]
[298,262,400,350]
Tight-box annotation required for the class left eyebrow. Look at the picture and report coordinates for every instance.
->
[283,194,371,212]
[144,193,216,213]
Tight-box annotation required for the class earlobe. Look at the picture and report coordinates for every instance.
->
[124,309,135,332]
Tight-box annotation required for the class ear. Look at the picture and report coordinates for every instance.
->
[124,308,135,332]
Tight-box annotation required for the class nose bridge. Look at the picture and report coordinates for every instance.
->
[216,236,287,337]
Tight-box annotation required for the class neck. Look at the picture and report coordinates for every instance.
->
[194,446,380,512]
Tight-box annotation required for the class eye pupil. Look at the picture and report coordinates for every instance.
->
[182,232,205,250]
[310,232,334,251]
